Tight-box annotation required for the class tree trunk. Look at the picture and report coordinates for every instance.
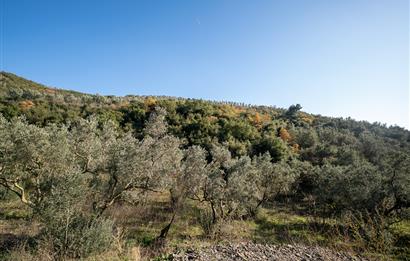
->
[210,201,217,224]
[157,212,176,239]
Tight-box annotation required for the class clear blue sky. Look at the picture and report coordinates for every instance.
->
[1,0,409,128]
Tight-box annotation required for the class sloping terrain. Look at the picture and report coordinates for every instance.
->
[0,72,409,260]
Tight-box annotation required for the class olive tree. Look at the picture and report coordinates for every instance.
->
[35,168,113,258]
[64,107,182,218]
[380,152,410,218]
[194,145,297,223]
[313,161,383,215]
[0,115,76,207]
[158,145,208,239]
[0,115,113,258]
[200,144,236,222]
[242,153,297,217]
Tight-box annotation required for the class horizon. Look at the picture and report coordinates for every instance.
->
[1,0,409,129]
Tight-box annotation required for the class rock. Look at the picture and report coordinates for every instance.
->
[171,242,370,261]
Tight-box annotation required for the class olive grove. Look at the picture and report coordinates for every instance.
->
[0,104,409,259]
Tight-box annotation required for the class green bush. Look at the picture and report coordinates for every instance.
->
[341,211,394,254]
[196,208,216,237]
[41,215,114,258]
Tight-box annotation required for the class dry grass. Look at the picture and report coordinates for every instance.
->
[1,195,409,260]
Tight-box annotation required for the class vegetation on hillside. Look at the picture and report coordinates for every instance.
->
[0,72,409,260]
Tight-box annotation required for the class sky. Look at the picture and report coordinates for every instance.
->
[1,0,409,129]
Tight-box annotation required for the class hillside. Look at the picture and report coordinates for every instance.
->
[0,71,409,260]
[1,71,409,156]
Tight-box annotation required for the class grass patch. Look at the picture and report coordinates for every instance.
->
[0,199,31,220]
[253,208,323,244]
[389,220,410,260]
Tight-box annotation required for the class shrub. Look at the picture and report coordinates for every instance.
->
[313,162,383,215]
[196,208,217,237]
[40,216,114,258]
[32,167,114,258]
[340,210,394,254]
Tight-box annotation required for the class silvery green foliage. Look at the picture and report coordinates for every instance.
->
[21,107,172,214]
[202,144,261,219]
[245,153,297,216]
[227,153,298,217]
[170,145,208,200]
[144,106,168,138]
[199,146,299,220]
[138,106,182,189]
[0,109,186,253]
[225,155,254,217]
[202,144,234,220]
[69,108,182,213]
[311,150,410,220]
[313,161,383,214]
[34,168,113,258]
[69,116,117,175]
[157,145,209,238]
[0,115,113,258]
[0,115,76,206]
[201,145,254,220]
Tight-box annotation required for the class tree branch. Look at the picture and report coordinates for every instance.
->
[0,178,34,207]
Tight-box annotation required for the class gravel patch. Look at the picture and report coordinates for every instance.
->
[171,242,370,261]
